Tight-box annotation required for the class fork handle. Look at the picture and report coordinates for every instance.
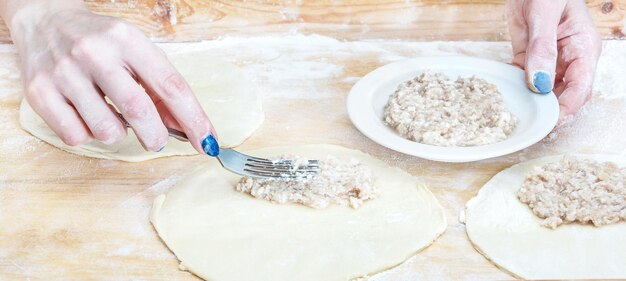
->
[117,112,190,142]
[166,128,189,142]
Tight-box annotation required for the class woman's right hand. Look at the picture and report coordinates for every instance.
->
[1,0,220,155]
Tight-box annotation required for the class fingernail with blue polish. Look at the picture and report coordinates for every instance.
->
[532,71,552,94]
[202,134,220,156]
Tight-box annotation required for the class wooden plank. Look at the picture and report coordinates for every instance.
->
[0,37,625,280]
[0,0,624,43]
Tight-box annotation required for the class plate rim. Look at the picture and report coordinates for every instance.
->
[346,55,559,163]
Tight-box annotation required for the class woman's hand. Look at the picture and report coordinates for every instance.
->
[1,0,220,155]
[506,0,602,124]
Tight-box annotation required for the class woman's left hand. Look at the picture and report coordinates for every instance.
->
[506,0,602,124]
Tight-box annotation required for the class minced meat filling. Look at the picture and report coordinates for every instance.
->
[235,156,377,209]
[518,157,626,229]
[383,71,517,147]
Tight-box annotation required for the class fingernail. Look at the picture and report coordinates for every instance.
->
[532,71,552,94]
[202,134,220,156]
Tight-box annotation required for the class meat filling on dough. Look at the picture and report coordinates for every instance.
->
[236,156,377,209]
[518,157,626,229]
[384,71,517,147]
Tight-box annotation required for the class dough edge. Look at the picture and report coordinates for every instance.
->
[18,55,264,162]
[464,154,626,280]
[150,144,447,280]
[19,99,264,162]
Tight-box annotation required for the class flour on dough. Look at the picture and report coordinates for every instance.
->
[151,144,446,281]
[19,53,264,162]
[384,71,516,147]
[464,154,626,279]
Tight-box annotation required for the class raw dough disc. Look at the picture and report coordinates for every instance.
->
[19,53,264,162]
[151,144,447,281]
[464,154,626,279]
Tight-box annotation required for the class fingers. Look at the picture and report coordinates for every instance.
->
[91,65,169,152]
[144,89,183,131]
[554,1,601,122]
[506,0,529,68]
[557,57,595,121]
[53,63,127,145]
[124,43,218,156]
[26,76,92,146]
[151,97,188,142]
[523,0,567,94]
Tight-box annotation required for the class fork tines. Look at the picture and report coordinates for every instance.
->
[244,157,321,179]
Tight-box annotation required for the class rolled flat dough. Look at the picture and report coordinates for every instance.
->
[151,144,446,281]
[19,53,264,162]
[464,154,626,279]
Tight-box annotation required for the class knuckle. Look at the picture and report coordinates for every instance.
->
[580,86,593,101]
[97,66,118,81]
[530,38,558,59]
[120,94,150,120]
[26,74,50,97]
[106,20,136,39]
[158,72,190,100]
[578,25,602,56]
[52,57,76,77]
[61,131,90,146]
[91,119,125,142]
[70,37,99,59]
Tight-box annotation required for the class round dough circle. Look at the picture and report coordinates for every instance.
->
[19,53,264,162]
[464,154,626,279]
[151,144,446,281]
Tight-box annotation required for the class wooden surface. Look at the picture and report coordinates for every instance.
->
[0,37,625,280]
[0,0,625,43]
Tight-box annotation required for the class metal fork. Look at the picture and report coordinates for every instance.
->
[117,114,320,179]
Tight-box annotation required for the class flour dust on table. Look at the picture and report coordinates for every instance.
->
[151,144,446,281]
[19,53,264,162]
[464,154,626,279]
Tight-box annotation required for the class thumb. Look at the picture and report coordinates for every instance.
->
[523,0,566,94]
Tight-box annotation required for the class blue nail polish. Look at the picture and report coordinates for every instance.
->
[156,146,165,152]
[202,134,220,156]
[533,71,552,94]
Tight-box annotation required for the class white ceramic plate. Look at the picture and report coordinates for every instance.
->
[347,56,559,163]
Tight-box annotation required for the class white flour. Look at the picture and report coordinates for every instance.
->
[0,36,624,280]
[593,41,626,99]
[99,175,184,258]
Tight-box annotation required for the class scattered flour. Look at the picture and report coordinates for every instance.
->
[0,36,624,280]
[592,41,626,100]
[158,35,517,100]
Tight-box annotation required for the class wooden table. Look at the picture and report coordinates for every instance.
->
[1,1,626,280]
[0,0,625,42]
